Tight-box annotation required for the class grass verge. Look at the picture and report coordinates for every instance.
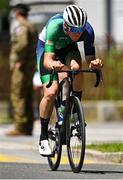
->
[87,143,123,152]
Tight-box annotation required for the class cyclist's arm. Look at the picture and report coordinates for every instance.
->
[43,52,55,69]
[44,20,65,70]
[83,25,103,69]
[44,52,64,70]
[85,55,95,66]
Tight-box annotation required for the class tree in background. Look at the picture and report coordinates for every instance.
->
[0,0,9,11]
[0,0,10,101]
[0,0,9,31]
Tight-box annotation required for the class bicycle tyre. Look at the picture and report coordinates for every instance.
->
[47,117,62,171]
[66,96,86,173]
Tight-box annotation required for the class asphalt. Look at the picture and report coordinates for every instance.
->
[0,120,123,164]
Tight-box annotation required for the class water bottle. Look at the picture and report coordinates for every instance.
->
[58,104,65,125]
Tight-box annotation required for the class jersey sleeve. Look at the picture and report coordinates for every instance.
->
[45,21,58,53]
[83,23,95,56]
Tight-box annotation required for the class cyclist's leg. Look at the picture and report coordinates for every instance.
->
[65,45,84,126]
[36,40,58,156]
[65,46,87,127]
[55,44,83,99]
[39,60,58,140]
[39,81,58,156]
[65,44,83,99]
[40,82,58,119]
[55,44,83,101]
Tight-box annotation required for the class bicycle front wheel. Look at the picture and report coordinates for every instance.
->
[66,96,86,173]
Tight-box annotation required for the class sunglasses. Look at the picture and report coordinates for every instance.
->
[64,22,85,33]
[68,26,84,33]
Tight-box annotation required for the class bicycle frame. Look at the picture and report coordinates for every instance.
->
[47,69,102,145]
[56,72,73,145]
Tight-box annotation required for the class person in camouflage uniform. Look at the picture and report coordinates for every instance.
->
[7,3,37,136]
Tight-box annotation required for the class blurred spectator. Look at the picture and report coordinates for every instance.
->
[6,3,37,136]
[33,71,43,120]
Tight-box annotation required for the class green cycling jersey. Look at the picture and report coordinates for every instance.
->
[43,15,75,52]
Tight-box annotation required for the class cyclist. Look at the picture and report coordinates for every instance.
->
[36,4,103,156]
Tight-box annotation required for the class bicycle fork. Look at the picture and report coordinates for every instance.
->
[60,97,71,145]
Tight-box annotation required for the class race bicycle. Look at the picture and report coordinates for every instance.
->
[46,69,102,173]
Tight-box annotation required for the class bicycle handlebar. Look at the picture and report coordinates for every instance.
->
[46,69,103,88]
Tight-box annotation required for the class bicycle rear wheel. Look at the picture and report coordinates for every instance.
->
[47,109,62,171]
[66,96,86,173]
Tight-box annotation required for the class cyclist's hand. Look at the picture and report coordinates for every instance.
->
[89,58,103,70]
[50,60,64,70]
